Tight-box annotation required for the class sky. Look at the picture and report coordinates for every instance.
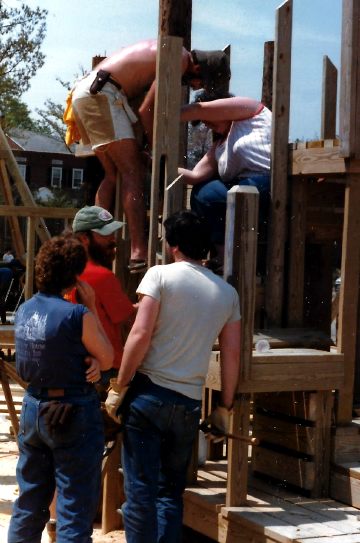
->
[12,0,342,141]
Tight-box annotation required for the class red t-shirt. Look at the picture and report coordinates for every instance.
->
[68,261,134,369]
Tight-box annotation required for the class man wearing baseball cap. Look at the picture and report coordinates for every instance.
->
[69,205,137,386]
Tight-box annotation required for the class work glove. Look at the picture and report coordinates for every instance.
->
[38,400,77,436]
[201,404,233,443]
[105,378,130,424]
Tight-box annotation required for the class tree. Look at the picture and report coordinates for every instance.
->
[0,95,37,132]
[0,2,47,98]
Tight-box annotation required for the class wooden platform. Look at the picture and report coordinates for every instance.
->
[184,460,360,543]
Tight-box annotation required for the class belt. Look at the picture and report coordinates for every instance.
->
[27,385,94,398]
[108,77,122,91]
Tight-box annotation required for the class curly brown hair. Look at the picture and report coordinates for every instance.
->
[35,233,87,293]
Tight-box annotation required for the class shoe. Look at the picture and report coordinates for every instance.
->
[128,259,148,274]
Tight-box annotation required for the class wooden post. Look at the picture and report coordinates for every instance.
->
[159,0,192,50]
[321,56,338,140]
[261,41,274,111]
[265,0,293,327]
[0,127,50,243]
[287,177,307,327]
[224,186,259,506]
[25,216,36,301]
[339,0,360,158]
[336,180,360,425]
[0,160,26,262]
[148,35,183,266]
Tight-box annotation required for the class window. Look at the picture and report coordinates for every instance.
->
[51,167,62,188]
[72,168,83,189]
[18,165,26,178]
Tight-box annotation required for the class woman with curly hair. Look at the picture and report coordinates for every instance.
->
[8,233,114,543]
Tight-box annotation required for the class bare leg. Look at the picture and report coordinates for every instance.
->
[95,139,148,261]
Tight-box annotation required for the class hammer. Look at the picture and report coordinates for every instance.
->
[199,421,259,445]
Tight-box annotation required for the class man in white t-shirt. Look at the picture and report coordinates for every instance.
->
[106,210,241,543]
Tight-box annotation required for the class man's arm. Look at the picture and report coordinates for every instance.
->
[138,80,157,147]
[117,294,160,388]
[218,319,241,409]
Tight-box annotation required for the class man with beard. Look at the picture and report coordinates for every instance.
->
[69,205,136,385]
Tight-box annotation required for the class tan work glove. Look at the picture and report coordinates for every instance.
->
[201,404,233,443]
[105,378,130,424]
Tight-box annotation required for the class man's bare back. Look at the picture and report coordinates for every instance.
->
[97,39,190,100]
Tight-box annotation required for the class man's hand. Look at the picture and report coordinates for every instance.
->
[76,281,96,312]
[201,405,233,443]
[85,356,101,383]
[105,378,130,423]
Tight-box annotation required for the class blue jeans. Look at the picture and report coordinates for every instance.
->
[8,387,104,543]
[121,374,202,543]
[190,175,270,243]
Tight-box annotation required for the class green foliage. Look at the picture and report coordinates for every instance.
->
[34,188,76,208]
[0,2,47,97]
[35,99,67,142]
[0,95,37,131]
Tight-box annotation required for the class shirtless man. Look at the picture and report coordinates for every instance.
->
[71,40,230,273]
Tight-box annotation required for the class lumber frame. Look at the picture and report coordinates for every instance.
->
[223,186,259,506]
[321,55,338,140]
[0,160,26,262]
[265,0,293,327]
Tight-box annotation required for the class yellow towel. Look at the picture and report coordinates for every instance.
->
[63,89,81,146]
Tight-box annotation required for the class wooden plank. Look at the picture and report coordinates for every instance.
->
[148,35,183,266]
[330,469,360,508]
[287,177,307,326]
[252,413,315,455]
[102,437,124,533]
[297,536,360,543]
[224,186,259,506]
[261,41,274,111]
[336,181,360,424]
[332,462,360,481]
[0,205,78,218]
[339,0,360,158]
[222,506,317,543]
[290,146,354,176]
[266,0,293,326]
[252,447,315,490]
[331,434,360,462]
[25,216,36,301]
[254,329,332,350]
[312,390,332,497]
[0,127,50,242]
[321,55,338,140]
[254,392,319,421]
[182,500,220,541]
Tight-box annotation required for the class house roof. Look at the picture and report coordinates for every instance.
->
[7,129,74,154]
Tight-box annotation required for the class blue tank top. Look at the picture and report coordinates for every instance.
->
[15,292,89,388]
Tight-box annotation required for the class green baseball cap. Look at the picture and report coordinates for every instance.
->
[73,206,125,235]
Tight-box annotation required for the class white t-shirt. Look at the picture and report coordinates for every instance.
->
[136,262,241,400]
[3,253,13,263]
[215,105,272,181]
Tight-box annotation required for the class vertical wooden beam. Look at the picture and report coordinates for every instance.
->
[287,177,307,327]
[102,437,124,533]
[312,390,332,498]
[0,159,26,261]
[0,127,50,243]
[148,35,183,267]
[265,0,293,327]
[224,186,259,506]
[159,0,192,50]
[339,0,360,158]
[321,56,338,140]
[25,216,36,301]
[336,180,360,425]
[261,41,274,111]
